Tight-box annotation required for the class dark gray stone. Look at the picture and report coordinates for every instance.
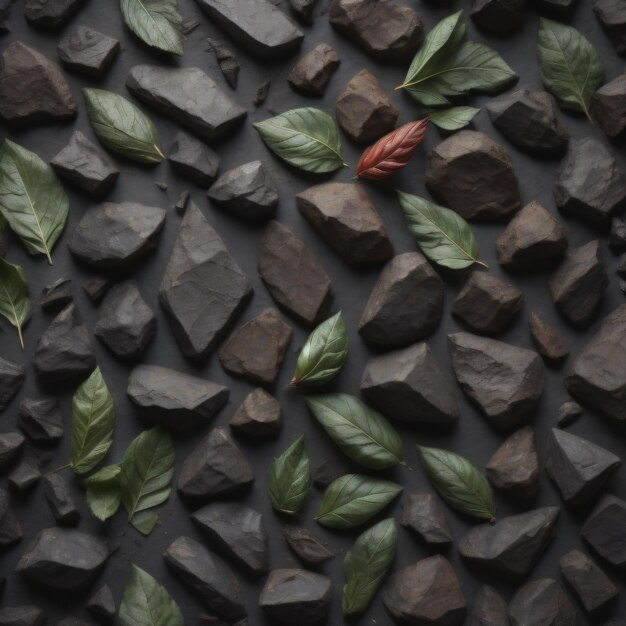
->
[469,585,509,626]
[168,131,220,186]
[401,493,453,545]
[288,44,340,96]
[312,458,346,488]
[0,605,44,626]
[529,312,568,364]
[0,432,25,469]
[56,618,93,626]
[0,487,22,548]
[558,400,582,427]
[582,495,626,569]
[19,397,63,442]
[470,0,524,35]
[9,458,41,493]
[82,276,112,304]
[591,74,626,138]
[40,278,72,312]
[0,357,24,413]
[207,38,239,89]
[42,473,79,526]
[535,0,579,16]
[229,388,281,439]
[609,217,626,253]
[86,584,115,620]
[174,190,190,214]
[253,80,271,106]
[283,526,335,563]
[594,0,626,56]
[508,578,578,625]
[57,26,119,77]
[24,0,86,30]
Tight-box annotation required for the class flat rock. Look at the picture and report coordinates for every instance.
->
[159,202,252,361]
[283,526,334,563]
[192,503,269,576]
[359,252,443,347]
[127,65,247,142]
[230,388,281,439]
[582,495,626,569]
[558,400,582,426]
[329,0,423,63]
[259,569,332,625]
[177,427,253,502]
[40,278,73,312]
[0,606,44,626]
[288,43,340,96]
[529,312,568,364]
[361,342,459,425]
[9,458,41,493]
[289,0,317,24]
[594,0,626,56]
[470,0,524,35]
[168,132,220,186]
[426,131,521,220]
[335,68,399,143]
[401,493,453,544]
[24,0,85,29]
[509,578,578,625]
[0,432,25,469]
[86,585,115,620]
[82,276,112,304]
[0,357,25,413]
[57,26,119,77]
[42,473,79,526]
[549,240,608,329]
[0,41,76,126]
[207,38,239,89]
[382,555,466,625]
[0,487,22,548]
[18,397,63,442]
[449,332,544,431]
[469,585,509,626]
[591,74,626,138]
[459,507,560,578]
[164,536,246,622]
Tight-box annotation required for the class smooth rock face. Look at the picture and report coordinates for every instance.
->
[496,201,568,270]
[361,342,459,425]
[558,400,582,426]
[594,0,626,56]
[42,473,79,526]
[195,0,304,59]
[57,26,119,77]
[401,493,453,544]
[359,253,444,348]
[582,495,626,569]
[259,569,332,626]
[41,278,73,312]
[529,312,569,363]
[177,427,253,502]
[127,364,228,433]
[468,585,510,626]
[192,503,269,576]
[24,0,85,29]
[0,432,25,469]
[382,555,466,625]
[164,536,246,621]
[426,131,521,220]
[0,357,25,413]
[458,507,560,578]
[0,41,76,125]
[510,579,578,625]
[329,0,423,63]
[335,69,399,143]
[449,332,544,431]
[126,65,247,142]
[168,131,220,186]
[86,585,116,620]
[297,183,393,266]
[208,161,278,223]
[229,388,281,439]
[19,397,63,442]
[470,0,524,34]
[288,43,340,96]
[0,605,44,626]
[549,240,608,329]
[554,138,626,223]
[591,74,626,138]
[283,526,335,563]
[0,487,22,548]
[16,528,108,591]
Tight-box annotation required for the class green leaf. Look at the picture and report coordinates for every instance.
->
[130,510,160,535]
[305,394,403,469]
[253,107,346,173]
[85,464,121,522]
[342,519,397,616]
[120,564,184,626]
[83,88,164,164]
[417,445,496,522]
[268,435,311,515]
[0,140,69,264]
[70,367,116,475]
[120,427,175,535]
[537,18,603,122]
[316,474,403,529]
[291,312,348,388]
[428,106,480,131]
[397,191,485,270]
[120,0,184,56]
[0,258,32,350]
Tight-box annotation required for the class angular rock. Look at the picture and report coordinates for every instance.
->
[253,80,271,107]
[0,41,76,125]
[312,458,346,489]
[192,503,269,576]
[289,0,317,23]
[208,161,278,223]
[9,458,41,493]
[177,427,253,502]
[168,131,220,186]
[0,487,22,548]
[469,585,509,626]
[449,332,544,431]
[361,342,459,425]
[82,276,112,304]
[555,138,626,223]
[0,357,24,413]
[195,0,303,60]
[335,69,399,143]
[86,584,115,620]
[18,397,63,443]
[582,495,626,569]
[508,578,577,625]
[42,473,79,526]
[127,364,228,434]
[426,131,521,220]
[591,74,626,138]
[283,526,334,563]
[329,0,423,63]
[470,0,524,35]
[529,312,568,364]
[359,253,443,348]
[218,308,292,385]
[0,432,25,469]
[51,131,119,198]
[159,202,252,361]
[57,26,119,77]
[609,217,626,253]
[174,190,190,214]
[382,555,466,625]
[401,493,453,544]
[453,272,523,336]
[288,44,340,96]
[24,0,85,30]
[558,400,582,427]
[496,201,568,270]
[127,65,247,142]
[207,38,239,89]
[230,388,281,439]
[69,202,166,271]
[594,0,626,56]
[16,527,108,590]
[549,240,608,329]
[0,606,44,626]
[40,278,72,313]
[535,0,579,16]
[546,428,621,507]
[259,569,332,625]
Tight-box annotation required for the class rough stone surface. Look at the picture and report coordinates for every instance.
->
[508,578,578,625]
[42,473,79,526]
[229,388,281,439]
[86,585,115,620]
[468,585,509,626]
[0,487,22,548]
[289,0,317,24]
[0,605,44,626]
[207,38,240,89]
[288,43,340,96]
[82,276,112,304]
[609,217,626,253]
[57,26,119,77]
[470,0,524,35]
[24,0,85,30]
[594,0,626,56]
[529,312,569,364]
[0,357,24,413]
[401,493,453,544]
[591,74,626,138]
[18,397,63,442]
[9,458,41,493]
[0,432,25,469]
[582,495,626,569]
[558,400,583,426]
[168,131,220,186]
[283,526,335,563]
[40,278,73,313]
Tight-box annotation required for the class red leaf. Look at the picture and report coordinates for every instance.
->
[357,118,429,180]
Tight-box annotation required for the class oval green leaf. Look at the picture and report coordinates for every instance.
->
[268,435,311,515]
[0,258,32,349]
[120,0,184,56]
[85,464,122,522]
[428,106,480,131]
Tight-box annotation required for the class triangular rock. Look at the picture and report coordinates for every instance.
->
[0,356,25,413]
[582,494,626,569]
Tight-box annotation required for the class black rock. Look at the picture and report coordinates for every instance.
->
[549,240,608,329]
[401,493,453,545]
[469,585,509,626]
[208,161,278,223]
[127,65,247,142]
[24,0,85,30]
[51,131,119,198]
[82,276,112,304]
[69,202,166,271]
[56,618,93,626]
[16,527,108,591]
[164,536,246,621]
[283,526,334,563]
[168,132,220,186]
[591,74,626,138]
[95,281,155,361]
[535,0,579,16]
[509,578,578,625]
[177,427,253,502]
[42,473,79,526]
[159,202,252,361]
[459,507,560,577]
[312,458,346,489]
[289,0,318,24]
[207,38,240,89]
[9,458,41,493]
[582,494,626,569]
[594,0,626,56]
[288,44,340,96]
[449,332,544,431]
[361,342,459,426]
[470,0,524,35]
[0,432,25,469]
[253,80,271,106]
[0,605,44,626]
[230,388,281,439]
[57,26,119,77]
[174,190,190,214]
[33,304,96,385]
[18,397,63,443]
[40,278,73,313]
[0,357,25,413]
[359,253,444,348]
[529,312,568,364]
[259,569,332,625]
[558,400,582,427]
[0,487,22,548]
[192,503,269,576]
[0,0,12,35]
[86,584,115,620]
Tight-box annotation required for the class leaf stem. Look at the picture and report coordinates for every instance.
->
[17,324,24,350]
[51,463,71,473]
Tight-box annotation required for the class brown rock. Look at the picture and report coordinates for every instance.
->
[401,493,453,544]
[581,494,626,569]
[591,74,626,138]
[283,526,335,563]
[529,312,568,363]
[229,388,281,439]
[287,44,340,96]
[468,585,509,626]
[508,578,578,625]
